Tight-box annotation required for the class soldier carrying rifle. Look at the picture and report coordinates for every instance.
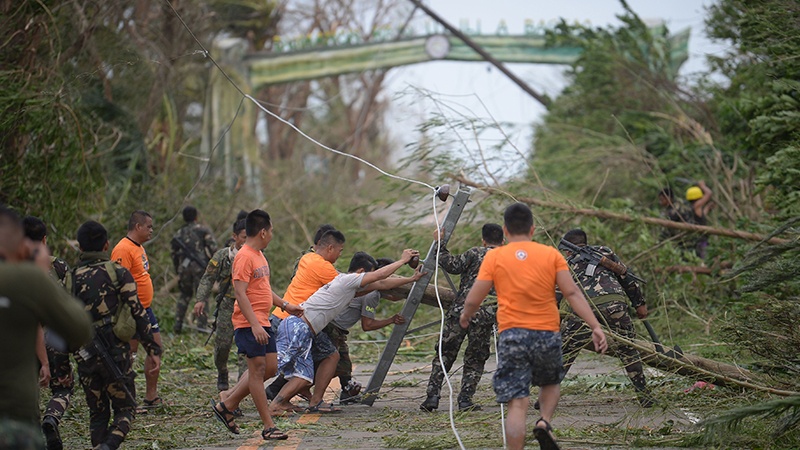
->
[71,221,162,450]
[555,229,654,408]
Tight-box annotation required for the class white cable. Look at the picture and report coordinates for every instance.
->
[244,94,433,192]
[431,194,466,450]
[493,324,507,449]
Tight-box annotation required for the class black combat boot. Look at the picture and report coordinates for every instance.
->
[42,415,62,450]
[457,398,482,411]
[420,395,440,412]
[632,377,655,408]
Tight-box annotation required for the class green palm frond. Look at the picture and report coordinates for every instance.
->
[701,395,800,439]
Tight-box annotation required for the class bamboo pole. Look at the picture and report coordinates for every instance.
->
[455,177,791,245]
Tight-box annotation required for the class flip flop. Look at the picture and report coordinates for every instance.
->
[262,427,289,440]
[210,399,240,434]
[304,401,342,414]
[532,418,560,450]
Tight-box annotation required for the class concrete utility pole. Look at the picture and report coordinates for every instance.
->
[361,187,473,405]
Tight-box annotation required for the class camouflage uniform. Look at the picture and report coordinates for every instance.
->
[71,251,162,450]
[425,245,497,406]
[171,222,217,331]
[196,245,246,390]
[42,257,75,431]
[559,245,650,401]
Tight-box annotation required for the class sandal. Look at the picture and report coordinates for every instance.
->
[210,399,240,434]
[532,418,560,450]
[262,427,289,440]
[304,401,341,414]
[143,397,164,408]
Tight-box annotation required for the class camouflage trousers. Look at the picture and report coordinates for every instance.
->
[324,324,353,385]
[214,296,246,383]
[176,264,205,329]
[426,304,495,403]
[76,353,136,449]
[561,300,647,392]
[43,344,74,423]
[0,418,44,450]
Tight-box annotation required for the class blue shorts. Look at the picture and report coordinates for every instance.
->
[276,316,314,383]
[493,328,565,403]
[234,326,277,358]
[133,307,159,340]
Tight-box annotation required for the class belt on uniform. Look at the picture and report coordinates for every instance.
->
[586,293,627,307]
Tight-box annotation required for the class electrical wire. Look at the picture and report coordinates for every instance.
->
[431,192,467,450]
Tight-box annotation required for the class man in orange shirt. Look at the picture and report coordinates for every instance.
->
[265,227,344,400]
[460,203,608,450]
[211,209,303,441]
[111,210,163,409]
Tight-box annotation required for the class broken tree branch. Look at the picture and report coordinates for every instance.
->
[456,176,791,245]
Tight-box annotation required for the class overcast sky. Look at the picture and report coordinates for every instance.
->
[381,0,726,172]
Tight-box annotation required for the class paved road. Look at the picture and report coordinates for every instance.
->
[180,355,700,450]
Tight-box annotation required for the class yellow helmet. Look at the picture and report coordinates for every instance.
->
[686,186,703,201]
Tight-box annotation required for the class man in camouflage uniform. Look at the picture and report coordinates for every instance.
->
[421,223,504,412]
[193,218,248,391]
[71,220,162,450]
[171,206,217,333]
[22,216,73,450]
[557,229,654,407]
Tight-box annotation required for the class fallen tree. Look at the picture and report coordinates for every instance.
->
[384,280,799,396]
[455,177,791,245]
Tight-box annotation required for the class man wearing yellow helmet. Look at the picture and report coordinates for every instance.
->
[684,180,713,258]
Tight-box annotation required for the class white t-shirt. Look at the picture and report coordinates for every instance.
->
[302,272,365,333]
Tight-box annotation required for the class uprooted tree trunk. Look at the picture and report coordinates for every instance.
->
[384,280,800,397]
[455,177,791,245]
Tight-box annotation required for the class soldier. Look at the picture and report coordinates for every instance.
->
[556,229,654,407]
[71,220,162,450]
[193,218,248,391]
[22,216,73,450]
[171,206,217,333]
[421,223,504,412]
[0,205,91,450]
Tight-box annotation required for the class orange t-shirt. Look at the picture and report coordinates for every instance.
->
[231,244,273,329]
[111,237,154,308]
[273,252,338,319]
[477,241,568,333]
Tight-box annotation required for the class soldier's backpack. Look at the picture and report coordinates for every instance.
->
[66,260,137,342]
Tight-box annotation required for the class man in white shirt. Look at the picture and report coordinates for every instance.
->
[269,250,422,414]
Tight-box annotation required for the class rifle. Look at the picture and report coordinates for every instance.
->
[78,333,136,405]
[629,307,684,358]
[557,239,646,284]
[171,236,210,270]
[204,279,232,346]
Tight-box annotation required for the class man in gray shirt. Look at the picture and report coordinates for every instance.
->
[328,258,405,404]
[269,250,422,414]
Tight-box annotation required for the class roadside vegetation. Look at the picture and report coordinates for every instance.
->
[7,0,800,448]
